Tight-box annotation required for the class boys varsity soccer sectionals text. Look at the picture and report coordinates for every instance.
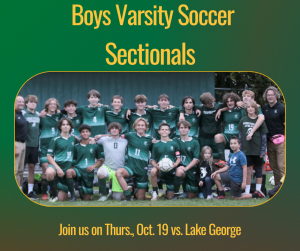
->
[58,223,241,238]
[72,4,235,66]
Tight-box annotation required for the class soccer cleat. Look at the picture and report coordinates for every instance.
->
[172,194,179,200]
[254,190,265,198]
[158,192,165,198]
[151,191,159,201]
[179,192,187,198]
[27,191,38,200]
[206,195,213,200]
[122,196,133,202]
[69,195,76,202]
[42,194,48,200]
[107,190,113,199]
[49,196,58,202]
[215,195,226,199]
[98,196,108,202]
[198,192,204,199]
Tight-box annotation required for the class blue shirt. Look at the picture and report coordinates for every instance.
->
[227,151,247,183]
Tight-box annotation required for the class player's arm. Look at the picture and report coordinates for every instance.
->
[145,105,158,109]
[246,114,265,141]
[86,159,102,172]
[150,146,160,169]
[260,134,267,158]
[172,156,181,169]
[47,155,64,177]
[241,164,247,190]
[211,164,229,179]
[183,159,199,171]
[151,160,160,170]
[215,107,228,121]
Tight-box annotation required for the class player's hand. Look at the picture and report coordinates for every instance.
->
[260,155,264,159]
[89,138,96,145]
[73,135,80,142]
[40,109,47,118]
[215,110,221,121]
[211,172,217,179]
[246,133,253,141]
[178,166,186,171]
[152,138,159,144]
[199,181,203,187]
[155,164,161,170]
[168,105,175,109]
[15,147,19,157]
[86,166,95,173]
[179,114,185,122]
[171,163,177,169]
[57,168,65,178]
[241,181,246,190]
[196,109,201,117]
[94,135,101,141]
[236,101,244,109]
[126,109,131,120]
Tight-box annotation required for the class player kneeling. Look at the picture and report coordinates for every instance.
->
[211,137,265,200]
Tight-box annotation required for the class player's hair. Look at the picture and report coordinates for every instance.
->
[181,96,195,107]
[108,122,122,134]
[57,118,73,133]
[199,92,215,105]
[242,90,255,99]
[263,86,281,101]
[45,98,60,112]
[134,94,147,103]
[158,122,170,130]
[222,93,240,106]
[245,100,259,115]
[158,94,169,101]
[230,136,240,144]
[64,99,78,107]
[79,124,91,133]
[199,146,214,172]
[87,89,100,99]
[112,95,123,103]
[25,95,38,104]
[177,120,191,129]
[133,118,149,132]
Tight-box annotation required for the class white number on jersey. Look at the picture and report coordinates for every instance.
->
[85,158,88,165]
[52,127,55,134]
[135,149,141,156]
[66,151,72,159]
[71,129,74,134]
[181,155,186,163]
[228,124,234,131]
[93,116,97,123]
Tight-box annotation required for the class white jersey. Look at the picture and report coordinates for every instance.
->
[96,136,128,171]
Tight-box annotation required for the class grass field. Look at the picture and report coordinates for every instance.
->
[32,174,275,207]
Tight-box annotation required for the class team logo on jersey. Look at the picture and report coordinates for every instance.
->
[234,114,239,118]
[144,141,148,145]
[121,115,124,118]
[168,112,172,116]
[114,142,118,149]
[170,146,174,150]
[275,110,277,113]
[90,148,93,153]
[76,119,80,123]
[72,142,74,145]
[98,108,101,111]
[55,118,58,121]
[246,128,252,135]
[192,118,196,122]
[187,147,192,151]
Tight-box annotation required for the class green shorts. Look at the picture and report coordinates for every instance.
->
[39,152,48,164]
[159,169,176,192]
[184,167,198,194]
[47,165,68,193]
[124,165,148,190]
[222,133,238,149]
[198,136,219,159]
[100,165,123,193]
[74,167,94,195]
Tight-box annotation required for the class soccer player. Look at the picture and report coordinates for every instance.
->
[211,137,265,200]
[63,99,82,138]
[22,95,40,200]
[46,118,77,202]
[95,122,128,201]
[173,121,200,199]
[39,98,63,200]
[115,118,153,201]
[214,93,242,161]
[66,124,102,201]
[150,123,181,200]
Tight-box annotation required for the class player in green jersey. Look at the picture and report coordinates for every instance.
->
[39,98,63,200]
[46,118,77,202]
[63,99,82,138]
[173,121,200,199]
[115,118,153,201]
[66,124,102,201]
[150,123,181,200]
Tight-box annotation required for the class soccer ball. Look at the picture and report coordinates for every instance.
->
[158,158,173,172]
[269,176,275,186]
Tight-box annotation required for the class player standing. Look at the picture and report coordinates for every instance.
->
[63,99,82,138]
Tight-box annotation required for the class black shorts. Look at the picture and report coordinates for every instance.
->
[246,155,262,167]
[25,146,39,164]
[220,171,242,197]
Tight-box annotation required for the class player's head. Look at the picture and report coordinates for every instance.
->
[158,122,171,137]
[242,90,255,104]
[134,94,147,110]
[79,124,91,139]
[181,96,195,110]
[133,118,149,134]
[245,100,259,116]
[15,96,25,111]
[64,99,78,114]
[158,94,170,109]
[200,92,215,108]
[222,93,240,109]
[229,136,240,152]
[57,117,73,133]
[177,121,191,136]
[25,95,38,111]
[108,122,122,135]
[263,86,281,104]
[87,89,100,105]
[45,98,60,113]
[111,95,123,110]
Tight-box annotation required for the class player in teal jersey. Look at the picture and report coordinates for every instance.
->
[39,98,63,200]
[46,118,77,202]
[173,121,200,199]
[66,124,102,201]
[115,118,153,201]
[63,99,82,138]
[128,94,153,136]
[215,93,242,161]
[150,123,181,200]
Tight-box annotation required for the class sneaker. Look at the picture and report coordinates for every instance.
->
[198,193,204,198]
[98,196,108,202]
[151,191,159,201]
[206,195,213,200]
[172,194,179,200]
[254,190,265,198]
[179,192,187,198]
[42,194,48,200]
[212,193,218,198]
[107,190,113,199]
[49,196,58,202]
[69,195,76,202]
[158,192,164,198]
[123,196,133,202]
[215,195,226,199]
[27,191,38,200]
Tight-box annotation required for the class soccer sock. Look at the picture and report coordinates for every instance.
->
[256,184,262,191]
[41,178,48,194]
[219,190,225,197]
[174,176,182,194]
[28,183,34,193]
[153,187,158,193]
[98,178,107,196]
[252,193,258,198]
[48,179,57,197]
[66,178,75,197]
[245,185,251,194]
[216,143,225,160]
[123,190,131,197]
[158,180,163,189]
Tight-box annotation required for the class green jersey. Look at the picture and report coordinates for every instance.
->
[63,114,82,138]
[47,135,77,172]
[147,107,179,139]
[176,111,200,140]
[151,140,181,163]
[123,132,153,170]
[73,143,102,170]
[22,109,40,147]
[222,108,243,136]
[105,107,128,134]
[174,137,200,167]
[76,105,108,137]
[128,110,153,136]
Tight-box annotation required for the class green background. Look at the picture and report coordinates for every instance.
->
[2,0,298,250]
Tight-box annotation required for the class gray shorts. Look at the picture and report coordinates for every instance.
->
[220,171,242,198]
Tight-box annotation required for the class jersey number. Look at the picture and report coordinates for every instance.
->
[228,124,234,131]
[93,116,97,123]
[85,158,88,165]
[181,155,186,163]
[52,127,55,134]
[135,149,140,156]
